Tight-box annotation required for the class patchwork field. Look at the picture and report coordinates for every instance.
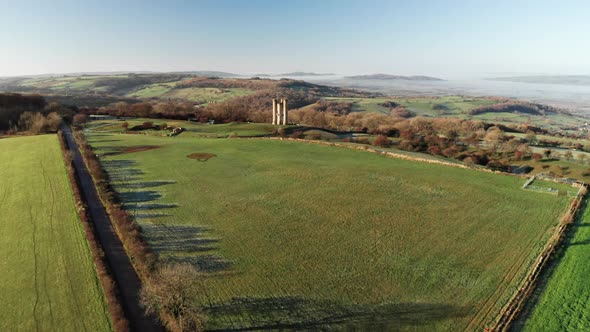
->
[322,96,496,116]
[321,96,587,129]
[126,85,254,104]
[522,200,590,331]
[86,131,571,331]
[0,135,111,331]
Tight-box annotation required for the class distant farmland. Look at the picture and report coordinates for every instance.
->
[127,84,254,103]
[319,96,587,129]
[0,135,111,331]
[87,131,570,330]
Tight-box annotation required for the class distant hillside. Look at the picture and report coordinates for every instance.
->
[170,70,240,77]
[490,75,590,86]
[0,73,373,108]
[277,72,334,77]
[176,77,371,99]
[466,101,572,116]
[345,74,444,81]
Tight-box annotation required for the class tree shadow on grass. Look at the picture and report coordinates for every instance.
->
[569,238,590,246]
[134,213,171,219]
[119,190,163,203]
[88,139,121,143]
[124,203,179,210]
[117,180,176,189]
[140,223,232,273]
[104,161,145,182]
[205,297,469,331]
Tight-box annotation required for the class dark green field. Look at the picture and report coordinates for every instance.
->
[85,129,570,330]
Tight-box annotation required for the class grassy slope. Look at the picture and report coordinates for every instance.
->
[523,201,590,331]
[320,96,586,130]
[513,158,590,182]
[87,133,569,331]
[0,135,111,331]
[322,96,495,116]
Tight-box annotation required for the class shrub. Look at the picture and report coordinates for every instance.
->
[354,137,371,145]
[463,157,475,168]
[73,113,89,125]
[307,132,322,140]
[372,135,392,148]
[277,127,287,137]
[290,130,304,139]
[141,264,206,332]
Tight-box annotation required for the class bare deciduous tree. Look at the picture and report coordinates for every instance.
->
[141,264,206,332]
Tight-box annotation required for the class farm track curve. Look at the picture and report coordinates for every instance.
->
[61,126,164,332]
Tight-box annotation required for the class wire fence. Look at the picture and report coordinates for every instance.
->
[522,174,581,197]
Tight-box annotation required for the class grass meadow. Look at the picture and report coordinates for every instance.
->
[521,201,590,331]
[86,131,570,331]
[0,135,111,331]
[87,119,280,137]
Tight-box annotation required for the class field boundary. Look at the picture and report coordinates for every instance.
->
[522,175,580,197]
[57,130,129,331]
[246,136,526,178]
[61,127,165,331]
[491,184,588,331]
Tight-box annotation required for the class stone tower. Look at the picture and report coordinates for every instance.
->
[271,98,288,125]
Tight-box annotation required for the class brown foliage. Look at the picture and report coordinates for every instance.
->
[308,100,354,115]
[141,264,206,332]
[17,111,62,134]
[73,113,89,125]
[373,135,392,148]
[0,93,46,130]
[468,101,568,116]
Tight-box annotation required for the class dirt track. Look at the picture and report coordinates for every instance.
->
[61,126,164,332]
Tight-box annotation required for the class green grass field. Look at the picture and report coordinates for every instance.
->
[522,201,590,331]
[526,179,577,194]
[87,119,280,137]
[86,132,570,331]
[0,135,112,331]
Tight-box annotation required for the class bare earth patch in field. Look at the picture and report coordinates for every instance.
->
[187,152,217,161]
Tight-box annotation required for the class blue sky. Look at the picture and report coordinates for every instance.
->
[0,0,589,78]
